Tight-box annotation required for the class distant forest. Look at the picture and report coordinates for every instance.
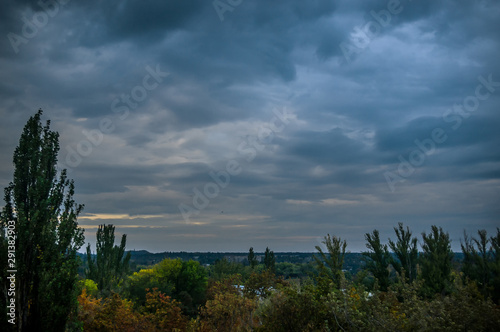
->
[80,250,465,278]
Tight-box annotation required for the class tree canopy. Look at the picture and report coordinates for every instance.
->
[0,110,85,331]
[86,224,131,296]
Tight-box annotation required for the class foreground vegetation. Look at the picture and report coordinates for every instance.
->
[71,226,500,332]
[1,111,499,331]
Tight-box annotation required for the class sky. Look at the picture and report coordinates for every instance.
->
[0,0,499,253]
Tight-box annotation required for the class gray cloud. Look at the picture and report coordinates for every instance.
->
[1,0,499,252]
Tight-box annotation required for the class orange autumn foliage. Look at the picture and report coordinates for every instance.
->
[199,276,258,332]
[142,288,188,331]
[77,288,187,331]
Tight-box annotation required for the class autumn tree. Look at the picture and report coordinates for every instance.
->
[0,110,85,331]
[420,225,454,296]
[363,229,392,291]
[244,269,278,299]
[142,288,188,331]
[77,289,145,331]
[86,224,131,295]
[314,234,347,292]
[200,275,258,332]
[388,222,418,282]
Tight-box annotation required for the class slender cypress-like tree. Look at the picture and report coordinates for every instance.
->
[0,110,85,331]
[248,247,258,269]
[263,247,275,272]
[86,224,131,295]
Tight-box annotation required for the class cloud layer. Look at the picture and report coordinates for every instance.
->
[1,0,499,252]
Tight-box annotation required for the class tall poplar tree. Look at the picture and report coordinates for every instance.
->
[363,229,392,291]
[248,247,258,269]
[263,247,275,272]
[420,225,454,297]
[86,224,131,295]
[314,234,347,292]
[0,110,85,331]
[388,222,418,282]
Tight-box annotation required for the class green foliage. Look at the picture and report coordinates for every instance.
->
[248,247,258,269]
[200,275,258,332]
[208,257,246,281]
[388,222,418,282]
[318,271,500,331]
[274,262,314,279]
[256,282,326,332]
[490,228,500,303]
[314,234,347,292]
[125,268,166,308]
[77,278,99,298]
[176,259,208,315]
[86,224,131,296]
[263,247,275,272]
[0,110,85,331]
[420,225,454,297]
[363,229,392,291]
[243,269,279,299]
[124,258,207,316]
[462,228,500,303]
[461,230,490,293]
[72,225,500,330]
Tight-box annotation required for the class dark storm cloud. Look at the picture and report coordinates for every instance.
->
[285,128,371,165]
[1,0,499,252]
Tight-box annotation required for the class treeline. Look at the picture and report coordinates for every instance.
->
[70,223,500,331]
[123,251,317,266]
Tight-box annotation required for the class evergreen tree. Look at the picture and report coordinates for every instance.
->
[263,247,275,272]
[420,225,454,297]
[388,222,418,282]
[363,229,392,291]
[248,247,258,269]
[86,224,131,295]
[0,110,85,331]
